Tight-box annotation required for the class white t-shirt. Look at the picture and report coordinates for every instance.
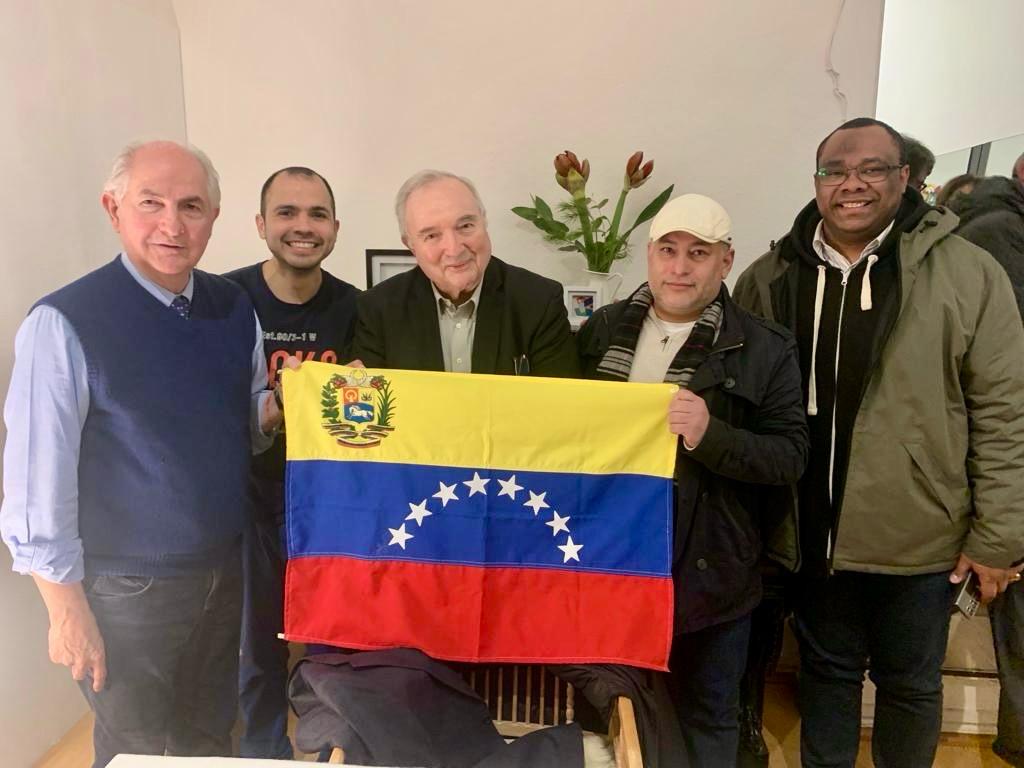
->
[628,308,696,383]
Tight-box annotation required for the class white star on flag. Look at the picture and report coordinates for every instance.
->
[557,536,583,563]
[433,481,459,507]
[497,474,523,500]
[524,491,550,516]
[388,523,414,550]
[463,472,490,497]
[405,499,432,526]
[392,475,584,563]
[546,511,570,536]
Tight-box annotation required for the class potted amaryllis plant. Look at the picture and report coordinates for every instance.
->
[512,150,674,274]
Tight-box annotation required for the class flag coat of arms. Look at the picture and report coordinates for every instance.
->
[282,361,677,670]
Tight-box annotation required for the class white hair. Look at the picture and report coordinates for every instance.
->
[102,140,221,207]
[394,169,487,239]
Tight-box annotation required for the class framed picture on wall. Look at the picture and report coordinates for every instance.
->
[366,249,417,287]
[564,285,600,331]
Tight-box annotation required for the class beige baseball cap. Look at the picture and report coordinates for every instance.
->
[648,193,732,244]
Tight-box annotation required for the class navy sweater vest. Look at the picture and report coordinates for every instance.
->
[38,258,255,576]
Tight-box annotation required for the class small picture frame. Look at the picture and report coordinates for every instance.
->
[564,285,600,330]
[366,249,417,288]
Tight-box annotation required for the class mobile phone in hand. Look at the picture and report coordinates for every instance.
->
[954,571,981,618]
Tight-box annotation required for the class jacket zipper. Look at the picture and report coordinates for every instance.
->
[714,342,744,355]
[825,271,850,573]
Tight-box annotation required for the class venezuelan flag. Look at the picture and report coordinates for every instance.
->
[282,361,677,670]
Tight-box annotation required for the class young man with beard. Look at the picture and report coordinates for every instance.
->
[224,167,358,759]
[734,118,1024,768]
[577,194,808,765]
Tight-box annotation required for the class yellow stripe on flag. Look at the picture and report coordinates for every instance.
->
[282,361,677,478]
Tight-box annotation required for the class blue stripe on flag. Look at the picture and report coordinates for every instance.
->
[287,460,671,577]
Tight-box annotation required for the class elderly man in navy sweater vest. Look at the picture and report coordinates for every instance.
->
[0,141,284,767]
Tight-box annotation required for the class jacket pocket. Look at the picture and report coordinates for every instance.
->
[904,442,962,522]
[704,489,760,568]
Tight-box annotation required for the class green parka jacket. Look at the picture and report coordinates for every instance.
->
[734,205,1024,573]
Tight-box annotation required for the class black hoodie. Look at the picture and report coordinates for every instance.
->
[951,176,1024,320]
[772,189,931,576]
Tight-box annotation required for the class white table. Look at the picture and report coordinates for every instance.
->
[108,758,312,767]
[108,756,413,768]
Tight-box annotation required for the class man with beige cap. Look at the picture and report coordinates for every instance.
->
[577,194,808,765]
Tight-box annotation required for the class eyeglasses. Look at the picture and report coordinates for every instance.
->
[814,163,905,186]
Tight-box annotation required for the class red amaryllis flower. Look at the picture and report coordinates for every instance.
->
[625,151,654,189]
[554,150,590,191]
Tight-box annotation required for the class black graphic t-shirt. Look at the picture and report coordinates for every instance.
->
[225,262,359,481]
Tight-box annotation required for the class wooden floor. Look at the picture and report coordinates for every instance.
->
[34,678,1011,767]
[759,679,1009,768]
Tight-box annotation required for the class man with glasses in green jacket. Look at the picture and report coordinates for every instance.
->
[734,117,1024,768]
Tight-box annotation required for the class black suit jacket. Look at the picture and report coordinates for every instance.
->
[351,256,578,377]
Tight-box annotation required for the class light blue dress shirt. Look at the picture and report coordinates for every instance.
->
[0,254,273,584]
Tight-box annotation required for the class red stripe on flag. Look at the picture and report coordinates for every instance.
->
[284,556,672,671]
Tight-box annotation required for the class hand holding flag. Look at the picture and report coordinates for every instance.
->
[668,388,710,449]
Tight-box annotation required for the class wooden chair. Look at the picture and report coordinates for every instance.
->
[327,663,643,767]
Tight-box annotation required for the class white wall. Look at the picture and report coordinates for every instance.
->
[0,2,186,764]
[173,0,884,292]
[877,0,1024,155]
[930,147,973,188]
[988,132,1024,179]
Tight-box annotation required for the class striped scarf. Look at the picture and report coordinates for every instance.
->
[596,284,724,387]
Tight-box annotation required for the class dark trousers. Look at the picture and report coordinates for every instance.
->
[80,555,242,768]
[666,612,752,767]
[991,582,1024,767]
[737,570,787,768]
[238,476,293,759]
[793,571,955,768]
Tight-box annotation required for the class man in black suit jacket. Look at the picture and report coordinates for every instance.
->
[351,170,577,377]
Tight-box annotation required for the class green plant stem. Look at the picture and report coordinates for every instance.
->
[607,188,630,243]
[572,191,595,255]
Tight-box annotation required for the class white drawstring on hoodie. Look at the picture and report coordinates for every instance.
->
[808,261,867,421]
[860,254,879,311]
[807,265,827,416]
[808,221,894,556]
[805,221,893,419]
